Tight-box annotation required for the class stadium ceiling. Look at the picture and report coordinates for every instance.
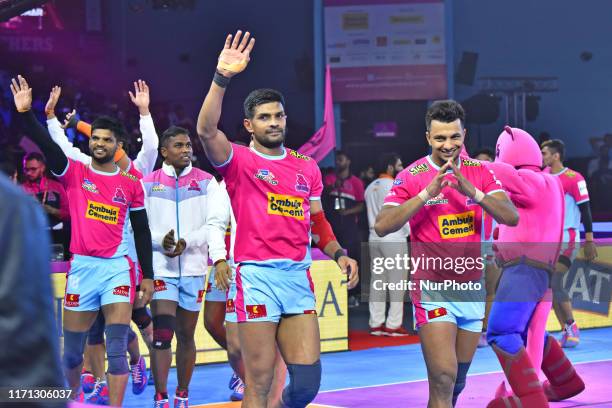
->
[0,0,48,22]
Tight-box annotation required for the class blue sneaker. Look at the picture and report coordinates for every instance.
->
[81,370,96,393]
[85,380,109,405]
[228,372,241,390]
[560,322,580,348]
[230,376,244,401]
[174,389,189,408]
[131,355,148,395]
[148,368,155,385]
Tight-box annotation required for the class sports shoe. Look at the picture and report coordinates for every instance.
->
[230,377,245,401]
[369,325,385,336]
[131,355,148,394]
[148,368,155,385]
[85,379,109,405]
[559,322,580,348]
[477,332,489,348]
[174,389,189,408]
[154,392,170,408]
[81,370,96,393]
[383,325,410,337]
[228,372,241,390]
[72,388,85,402]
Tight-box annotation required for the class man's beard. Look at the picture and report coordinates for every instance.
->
[94,153,115,165]
[255,131,285,149]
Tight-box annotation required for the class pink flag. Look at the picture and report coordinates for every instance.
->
[298,65,336,162]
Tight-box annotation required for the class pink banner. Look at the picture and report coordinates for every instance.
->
[331,64,447,101]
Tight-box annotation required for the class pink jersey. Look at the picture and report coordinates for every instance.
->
[56,159,145,258]
[215,144,323,270]
[549,167,589,234]
[384,156,504,280]
[486,162,564,264]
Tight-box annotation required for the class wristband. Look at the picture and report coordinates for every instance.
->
[473,188,485,203]
[417,188,431,203]
[333,249,345,263]
[213,70,231,88]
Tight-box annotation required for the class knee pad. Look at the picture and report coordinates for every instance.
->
[128,326,137,343]
[105,324,130,375]
[152,314,175,350]
[452,361,471,407]
[131,306,152,329]
[282,360,322,408]
[62,330,88,369]
[87,313,106,345]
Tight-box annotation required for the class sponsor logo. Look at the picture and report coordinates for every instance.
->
[154,279,167,292]
[246,304,268,319]
[65,293,80,307]
[304,309,317,315]
[578,180,588,196]
[152,183,165,192]
[438,211,475,239]
[226,299,235,313]
[466,197,477,206]
[112,285,130,297]
[295,174,310,193]
[427,307,447,320]
[255,169,278,185]
[289,150,310,161]
[197,289,205,303]
[82,179,99,194]
[120,171,139,182]
[409,163,430,176]
[462,159,481,167]
[425,193,448,206]
[188,179,201,192]
[267,193,304,220]
[206,281,212,293]
[85,200,119,224]
[112,187,127,205]
[342,12,368,30]
[393,179,403,186]
[566,170,577,178]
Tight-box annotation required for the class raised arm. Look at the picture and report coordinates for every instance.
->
[196,30,255,165]
[11,75,68,175]
[129,80,159,176]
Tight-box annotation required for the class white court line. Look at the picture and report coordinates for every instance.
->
[319,358,612,394]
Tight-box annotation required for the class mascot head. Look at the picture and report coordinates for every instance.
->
[495,126,542,168]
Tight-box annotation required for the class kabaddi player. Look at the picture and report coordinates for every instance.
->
[541,139,597,347]
[196,30,359,408]
[11,75,154,406]
[142,126,223,408]
[375,100,518,408]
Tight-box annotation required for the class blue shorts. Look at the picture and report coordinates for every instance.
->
[152,276,205,312]
[64,255,135,311]
[411,279,485,333]
[235,264,316,323]
[206,265,228,303]
[225,276,237,324]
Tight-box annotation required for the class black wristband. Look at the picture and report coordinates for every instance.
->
[333,249,345,263]
[213,70,231,88]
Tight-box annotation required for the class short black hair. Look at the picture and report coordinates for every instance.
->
[425,100,465,131]
[473,147,495,160]
[243,88,285,119]
[23,152,45,164]
[541,139,565,161]
[335,150,349,159]
[161,126,190,147]
[377,152,401,174]
[91,116,126,143]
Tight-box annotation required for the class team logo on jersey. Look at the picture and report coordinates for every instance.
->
[188,179,201,191]
[112,187,127,205]
[86,200,119,224]
[438,211,475,239]
[112,285,130,297]
[197,289,205,303]
[255,169,279,185]
[152,183,165,192]
[120,171,139,182]
[425,193,448,206]
[267,193,304,220]
[393,179,403,186]
[409,163,430,176]
[82,179,99,194]
[246,304,268,319]
[427,307,447,320]
[154,279,167,292]
[226,298,236,313]
[566,170,577,178]
[65,293,80,307]
[462,159,481,167]
[295,174,310,193]
[290,150,311,161]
